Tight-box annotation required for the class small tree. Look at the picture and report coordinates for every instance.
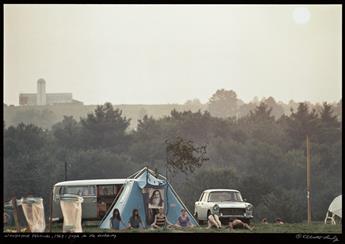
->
[165,137,209,176]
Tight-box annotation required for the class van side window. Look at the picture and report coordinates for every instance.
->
[98,185,115,196]
[88,186,96,196]
[61,186,96,197]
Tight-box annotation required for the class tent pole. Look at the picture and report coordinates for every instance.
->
[306,135,312,224]
[49,188,53,232]
[165,144,169,218]
[146,167,148,184]
[11,197,21,232]
[165,184,169,216]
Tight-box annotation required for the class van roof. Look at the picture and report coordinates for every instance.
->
[54,178,135,187]
[203,189,240,193]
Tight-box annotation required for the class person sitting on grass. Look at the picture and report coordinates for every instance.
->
[151,208,173,229]
[110,208,126,231]
[174,209,194,228]
[128,209,145,229]
[228,218,253,231]
[207,213,222,229]
[261,218,268,224]
[275,218,284,224]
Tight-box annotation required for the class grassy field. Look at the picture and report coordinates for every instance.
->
[4,222,342,233]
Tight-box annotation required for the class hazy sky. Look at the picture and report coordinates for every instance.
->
[4,4,342,105]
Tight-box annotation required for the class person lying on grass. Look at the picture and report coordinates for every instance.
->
[275,218,284,224]
[151,208,173,229]
[228,218,254,231]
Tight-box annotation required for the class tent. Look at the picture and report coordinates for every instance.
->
[99,167,198,229]
[324,195,342,224]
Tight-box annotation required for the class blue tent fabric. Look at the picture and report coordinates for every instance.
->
[163,183,197,225]
[100,180,147,229]
[99,168,198,229]
[135,171,166,188]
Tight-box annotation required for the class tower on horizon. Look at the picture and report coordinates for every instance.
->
[19,78,82,106]
[36,78,46,105]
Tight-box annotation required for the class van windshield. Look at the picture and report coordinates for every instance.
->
[208,191,243,202]
[60,186,96,197]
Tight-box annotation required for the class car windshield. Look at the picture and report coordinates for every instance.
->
[208,191,243,202]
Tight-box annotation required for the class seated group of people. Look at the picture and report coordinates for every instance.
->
[111,207,255,231]
[110,208,194,231]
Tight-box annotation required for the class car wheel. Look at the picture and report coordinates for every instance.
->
[195,212,204,225]
[205,210,211,224]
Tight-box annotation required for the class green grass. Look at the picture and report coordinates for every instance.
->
[4,222,342,233]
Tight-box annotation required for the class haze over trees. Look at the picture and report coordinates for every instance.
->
[4,89,342,131]
[3,90,342,223]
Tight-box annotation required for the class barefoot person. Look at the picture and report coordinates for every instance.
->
[207,213,222,229]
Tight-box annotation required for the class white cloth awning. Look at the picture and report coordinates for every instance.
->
[328,195,342,218]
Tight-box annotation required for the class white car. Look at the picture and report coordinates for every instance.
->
[194,189,253,224]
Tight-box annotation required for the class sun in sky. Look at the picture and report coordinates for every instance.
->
[292,7,311,24]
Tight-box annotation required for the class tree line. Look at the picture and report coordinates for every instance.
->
[4,97,342,223]
[4,89,342,130]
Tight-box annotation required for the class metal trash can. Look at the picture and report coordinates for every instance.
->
[60,194,83,233]
[21,197,46,232]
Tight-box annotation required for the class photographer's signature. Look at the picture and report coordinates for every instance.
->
[296,234,339,243]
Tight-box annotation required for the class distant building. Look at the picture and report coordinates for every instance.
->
[19,93,37,106]
[19,79,83,106]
